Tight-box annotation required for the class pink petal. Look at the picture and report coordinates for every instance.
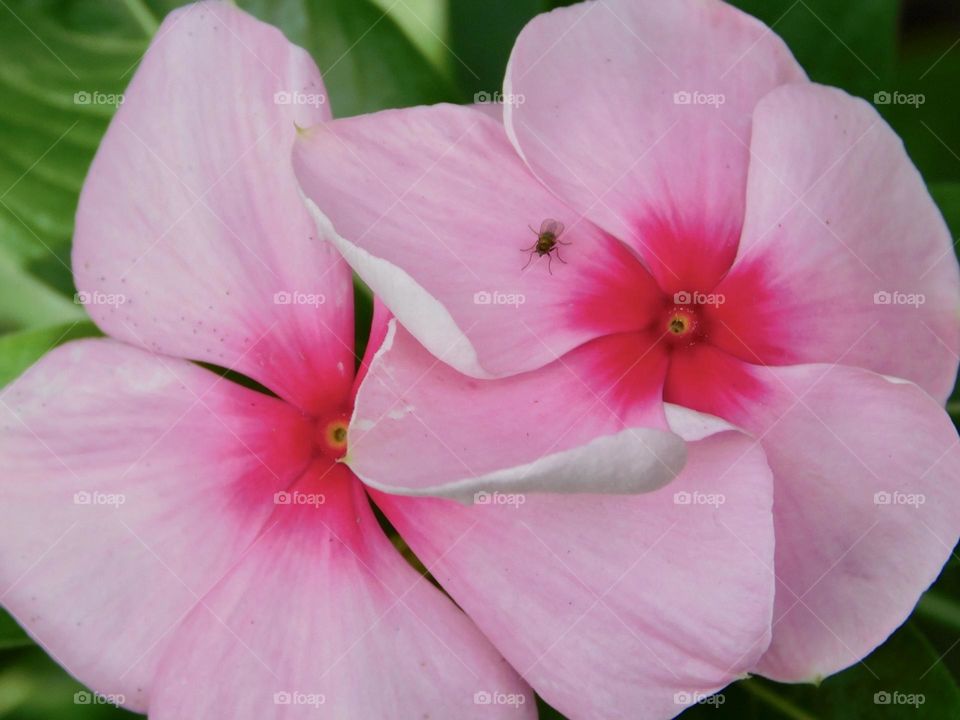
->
[503,0,806,291]
[0,339,314,712]
[349,320,685,498]
[294,104,659,379]
[373,412,775,719]
[713,84,960,402]
[73,1,354,414]
[468,101,504,123]
[672,350,960,681]
[149,465,535,719]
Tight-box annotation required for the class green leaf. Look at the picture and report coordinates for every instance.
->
[0,610,31,652]
[0,650,134,718]
[914,552,960,680]
[369,0,448,72]
[0,320,100,387]
[918,591,960,632]
[930,183,960,239]
[239,0,460,117]
[0,247,85,334]
[448,0,546,97]
[729,0,897,100]
[680,622,960,719]
[884,28,960,185]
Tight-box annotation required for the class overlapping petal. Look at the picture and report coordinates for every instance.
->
[349,320,684,498]
[5,1,955,718]
[668,348,960,681]
[504,0,806,291]
[712,84,960,402]
[294,104,659,379]
[374,410,775,719]
[150,465,534,719]
[0,339,312,712]
[73,1,354,414]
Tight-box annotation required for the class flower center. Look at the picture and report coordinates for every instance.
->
[314,413,350,460]
[667,311,694,336]
[662,302,703,346]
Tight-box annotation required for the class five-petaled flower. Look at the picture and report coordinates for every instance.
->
[294,0,960,717]
[1,0,959,719]
[0,4,531,718]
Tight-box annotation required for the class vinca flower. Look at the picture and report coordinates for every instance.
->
[293,0,960,717]
[0,4,531,718]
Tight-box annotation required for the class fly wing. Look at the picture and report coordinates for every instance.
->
[540,218,564,237]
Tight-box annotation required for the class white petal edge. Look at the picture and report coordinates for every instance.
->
[304,197,494,378]
[346,320,688,502]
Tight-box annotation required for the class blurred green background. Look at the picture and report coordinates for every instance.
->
[0,0,958,717]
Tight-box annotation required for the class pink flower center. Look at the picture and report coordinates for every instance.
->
[314,412,350,461]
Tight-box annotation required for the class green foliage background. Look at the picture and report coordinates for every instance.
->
[0,0,958,717]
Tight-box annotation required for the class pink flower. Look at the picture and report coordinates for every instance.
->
[0,4,532,718]
[294,0,960,717]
